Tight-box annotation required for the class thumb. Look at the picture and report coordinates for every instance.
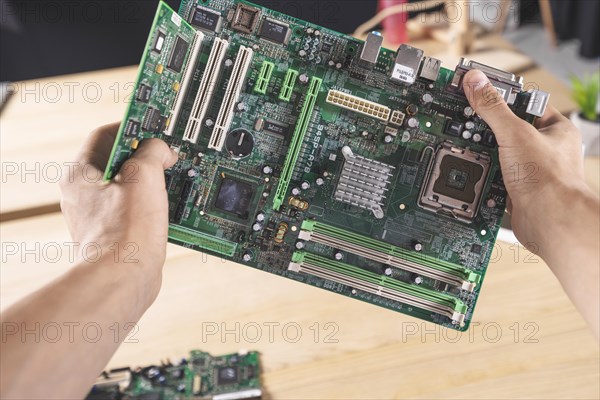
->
[130,138,178,170]
[115,139,178,184]
[462,69,528,147]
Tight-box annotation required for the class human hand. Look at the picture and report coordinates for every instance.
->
[60,123,178,302]
[462,70,588,255]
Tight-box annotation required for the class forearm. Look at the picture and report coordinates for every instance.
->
[535,183,600,340]
[0,257,158,399]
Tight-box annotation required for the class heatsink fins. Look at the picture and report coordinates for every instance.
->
[334,146,394,219]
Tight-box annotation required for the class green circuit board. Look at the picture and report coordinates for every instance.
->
[104,0,549,330]
[86,350,262,399]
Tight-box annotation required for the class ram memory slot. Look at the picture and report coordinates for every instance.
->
[165,31,205,136]
[300,220,481,291]
[278,68,298,101]
[210,45,254,151]
[273,76,322,210]
[183,37,229,144]
[168,225,237,257]
[254,60,274,94]
[289,251,467,325]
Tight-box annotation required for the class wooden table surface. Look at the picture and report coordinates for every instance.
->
[2,214,599,399]
[1,39,598,399]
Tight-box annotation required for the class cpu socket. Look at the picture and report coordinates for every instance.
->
[419,142,491,223]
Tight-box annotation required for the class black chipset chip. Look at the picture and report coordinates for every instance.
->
[264,120,289,136]
[214,178,255,220]
[167,36,190,73]
[217,366,239,385]
[136,84,152,103]
[190,6,222,32]
[142,107,166,133]
[124,119,141,137]
[258,18,291,45]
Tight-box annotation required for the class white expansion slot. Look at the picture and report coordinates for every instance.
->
[209,45,254,151]
[164,31,205,136]
[183,37,229,144]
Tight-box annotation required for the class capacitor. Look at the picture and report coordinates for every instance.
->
[252,223,262,232]
[299,50,307,57]
[334,251,343,260]
[422,93,433,104]
[384,267,393,276]
[314,30,321,36]
[256,212,265,222]
[328,60,335,67]
[262,165,273,175]
[187,169,197,178]
[336,62,342,69]
[205,118,214,127]
[316,177,325,186]
[401,131,411,143]
[224,59,233,68]
[462,130,472,140]
[407,118,419,128]
[301,181,311,190]
[236,102,247,112]
[262,191,270,198]
[384,135,394,144]
[413,241,423,252]
[291,187,301,196]
[414,276,424,285]
[295,241,305,250]
[306,27,314,35]
[487,198,497,208]
[299,73,309,84]
[472,133,482,143]
[464,106,475,118]
[361,130,369,138]
[465,121,475,130]
[242,253,252,262]
[406,104,418,115]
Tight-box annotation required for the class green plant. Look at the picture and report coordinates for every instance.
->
[571,71,600,122]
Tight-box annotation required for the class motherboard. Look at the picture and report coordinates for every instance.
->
[86,350,262,400]
[104,0,549,330]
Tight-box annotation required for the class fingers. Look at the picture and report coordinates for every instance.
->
[130,138,179,169]
[534,104,567,129]
[462,70,530,147]
[115,138,178,184]
[75,122,120,171]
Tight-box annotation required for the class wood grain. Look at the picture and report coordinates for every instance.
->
[1,213,598,399]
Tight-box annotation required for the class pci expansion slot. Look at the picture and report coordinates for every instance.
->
[165,30,205,136]
[273,76,322,210]
[183,37,229,143]
[289,251,467,325]
[209,45,254,151]
[299,221,481,291]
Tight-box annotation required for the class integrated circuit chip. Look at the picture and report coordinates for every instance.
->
[231,3,260,33]
[142,107,166,133]
[124,119,141,137]
[258,18,291,45]
[136,84,152,103]
[214,178,255,220]
[216,366,239,385]
[152,29,166,53]
[189,6,222,32]
[167,36,190,72]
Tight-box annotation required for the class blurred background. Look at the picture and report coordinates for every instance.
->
[1,1,599,399]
